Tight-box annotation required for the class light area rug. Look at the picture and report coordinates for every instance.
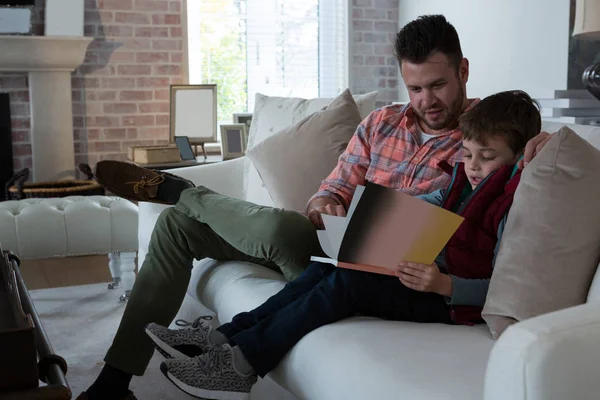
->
[30,283,197,399]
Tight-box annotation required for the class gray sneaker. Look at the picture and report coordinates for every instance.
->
[145,316,214,360]
[160,344,257,400]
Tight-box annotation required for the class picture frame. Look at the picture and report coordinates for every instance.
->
[232,112,253,131]
[169,84,217,157]
[220,124,247,160]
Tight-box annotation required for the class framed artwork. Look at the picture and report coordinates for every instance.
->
[169,84,217,157]
[233,113,253,131]
[220,124,247,160]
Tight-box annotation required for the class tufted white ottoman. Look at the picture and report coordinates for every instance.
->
[0,196,138,300]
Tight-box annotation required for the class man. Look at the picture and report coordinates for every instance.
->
[159,89,541,399]
[78,15,552,400]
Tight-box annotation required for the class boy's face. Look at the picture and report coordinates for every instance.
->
[462,137,520,189]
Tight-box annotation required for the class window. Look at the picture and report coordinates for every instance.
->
[186,0,349,124]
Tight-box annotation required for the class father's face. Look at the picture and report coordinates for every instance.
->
[401,52,469,133]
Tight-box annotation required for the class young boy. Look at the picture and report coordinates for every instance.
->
[147,90,541,399]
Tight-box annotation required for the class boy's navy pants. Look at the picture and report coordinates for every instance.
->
[217,262,452,377]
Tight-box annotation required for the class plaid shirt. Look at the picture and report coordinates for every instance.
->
[308,100,480,210]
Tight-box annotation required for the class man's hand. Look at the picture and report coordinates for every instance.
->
[519,131,553,169]
[395,262,452,297]
[306,198,346,229]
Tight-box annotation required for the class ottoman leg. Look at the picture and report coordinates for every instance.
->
[118,251,137,302]
[107,252,122,289]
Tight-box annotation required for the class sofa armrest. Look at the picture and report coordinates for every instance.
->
[165,156,245,200]
[484,302,600,400]
[137,158,246,268]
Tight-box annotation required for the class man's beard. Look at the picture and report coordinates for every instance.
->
[416,85,464,132]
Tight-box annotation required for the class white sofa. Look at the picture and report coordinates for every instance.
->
[137,119,600,400]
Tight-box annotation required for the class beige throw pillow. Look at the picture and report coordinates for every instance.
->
[482,126,600,339]
[243,90,378,207]
[245,89,362,214]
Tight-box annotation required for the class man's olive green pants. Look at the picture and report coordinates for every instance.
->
[104,186,320,375]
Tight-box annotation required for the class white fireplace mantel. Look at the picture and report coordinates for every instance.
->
[0,36,92,72]
[0,35,92,182]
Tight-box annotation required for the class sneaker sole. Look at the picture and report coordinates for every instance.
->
[145,327,189,360]
[160,364,250,400]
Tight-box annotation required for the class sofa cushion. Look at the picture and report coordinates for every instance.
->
[247,91,377,150]
[482,127,600,339]
[541,120,600,150]
[246,89,362,213]
[272,319,492,400]
[187,258,288,315]
[243,91,378,207]
[187,260,494,400]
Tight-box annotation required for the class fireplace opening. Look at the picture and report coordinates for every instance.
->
[0,93,13,200]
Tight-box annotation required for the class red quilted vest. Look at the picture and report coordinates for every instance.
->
[438,161,522,325]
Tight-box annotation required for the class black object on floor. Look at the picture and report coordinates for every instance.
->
[0,93,13,202]
[0,245,71,399]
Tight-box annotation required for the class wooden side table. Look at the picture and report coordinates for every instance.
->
[134,155,223,170]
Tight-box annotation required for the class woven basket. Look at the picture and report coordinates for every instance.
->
[4,164,105,201]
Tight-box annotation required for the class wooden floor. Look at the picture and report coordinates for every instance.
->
[19,256,123,290]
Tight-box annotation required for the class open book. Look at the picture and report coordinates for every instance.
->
[311,182,465,276]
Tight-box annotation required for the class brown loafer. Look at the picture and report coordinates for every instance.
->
[75,390,137,400]
[94,161,194,205]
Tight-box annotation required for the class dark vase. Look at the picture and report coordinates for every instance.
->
[583,62,600,101]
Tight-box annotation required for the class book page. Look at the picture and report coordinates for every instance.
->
[316,230,337,259]
[310,256,338,267]
[321,214,346,259]
[345,185,365,222]
[314,186,365,260]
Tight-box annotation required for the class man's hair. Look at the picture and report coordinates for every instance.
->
[459,90,541,155]
[394,15,463,69]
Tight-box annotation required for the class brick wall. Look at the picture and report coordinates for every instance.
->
[72,0,183,165]
[0,0,399,173]
[0,0,184,173]
[74,0,184,167]
[350,0,399,107]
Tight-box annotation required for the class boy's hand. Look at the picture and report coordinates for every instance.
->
[519,131,553,169]
[395,262,452,297]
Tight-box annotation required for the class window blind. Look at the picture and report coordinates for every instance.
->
[186,0,349,122]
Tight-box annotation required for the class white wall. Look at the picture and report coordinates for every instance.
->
[397,0,570,101]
